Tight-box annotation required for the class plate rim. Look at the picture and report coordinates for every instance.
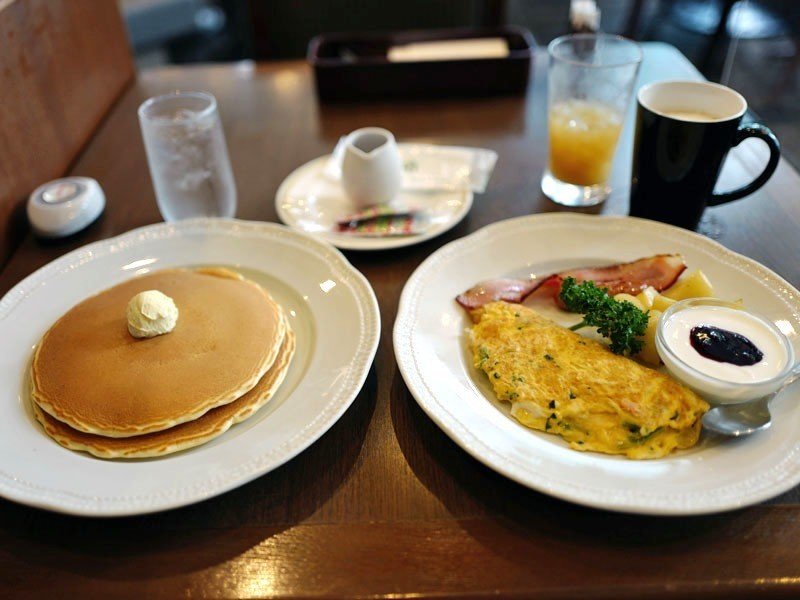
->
[0,218,381,516]
[394,213,800,516]
[275,154,474,251]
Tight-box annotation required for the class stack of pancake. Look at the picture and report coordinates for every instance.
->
[30,267,295,459]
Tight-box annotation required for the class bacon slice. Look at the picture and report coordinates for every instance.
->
[456,254,686,311]
[539,254,687,299]
[455,278,541,310]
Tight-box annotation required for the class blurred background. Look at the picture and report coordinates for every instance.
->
[118,0,800,165]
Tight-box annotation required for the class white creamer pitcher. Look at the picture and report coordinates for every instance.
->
[341,127,403,209]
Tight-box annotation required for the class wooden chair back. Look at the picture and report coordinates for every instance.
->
[0,0,134,266]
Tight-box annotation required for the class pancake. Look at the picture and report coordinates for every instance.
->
[33,328,295,459]
[470,301,709,459]
[31,268,285,437]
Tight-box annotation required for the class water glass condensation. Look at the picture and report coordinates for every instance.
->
[138,92,236,221]
[542,34,642,207]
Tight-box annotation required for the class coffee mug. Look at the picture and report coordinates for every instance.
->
[630,80,780,230]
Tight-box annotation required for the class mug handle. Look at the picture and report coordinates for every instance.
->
[707,123,781,206]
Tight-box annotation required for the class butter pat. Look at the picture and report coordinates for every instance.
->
[127,290,179,338]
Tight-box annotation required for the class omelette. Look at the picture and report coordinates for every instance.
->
[469,301,708,459]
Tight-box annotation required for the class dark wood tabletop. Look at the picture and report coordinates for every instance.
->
[2,43,800,599]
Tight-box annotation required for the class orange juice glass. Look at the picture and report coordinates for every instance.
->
[542,34,642,206]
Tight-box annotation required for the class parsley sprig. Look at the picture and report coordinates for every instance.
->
[559,277,649,356]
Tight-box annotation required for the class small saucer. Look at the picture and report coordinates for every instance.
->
[275,155,473,251]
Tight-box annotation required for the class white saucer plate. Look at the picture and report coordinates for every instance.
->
[276,156,473,251]
[394,213,800,515]
[0,219,380,516]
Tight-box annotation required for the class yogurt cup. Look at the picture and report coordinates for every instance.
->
[656,298,797,405]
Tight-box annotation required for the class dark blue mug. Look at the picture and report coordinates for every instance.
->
[630,80,780,230]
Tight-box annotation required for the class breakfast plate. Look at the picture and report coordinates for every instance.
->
[0,219,380,516]
[275,155,473,251]
[394,213,800,515]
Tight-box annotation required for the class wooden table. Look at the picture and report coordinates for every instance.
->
[2,43,800,599]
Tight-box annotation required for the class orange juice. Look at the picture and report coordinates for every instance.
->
[548,100,623,186]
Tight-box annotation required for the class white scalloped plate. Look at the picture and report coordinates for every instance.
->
[0,219,379,516]
[394,214,800,515]
[275,155,473,251]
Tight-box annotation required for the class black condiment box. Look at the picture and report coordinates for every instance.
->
[308,27,535,102]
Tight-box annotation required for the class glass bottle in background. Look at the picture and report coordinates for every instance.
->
[569,0,600,34]
[138,91,237,221]
[542,34,642,207]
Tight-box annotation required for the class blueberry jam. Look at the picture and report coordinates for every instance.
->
[690,325,764,366]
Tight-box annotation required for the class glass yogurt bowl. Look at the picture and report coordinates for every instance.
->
[656,298,798,405]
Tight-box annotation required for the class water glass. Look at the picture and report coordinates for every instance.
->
[541,34,642,207]
[138,91,236,221]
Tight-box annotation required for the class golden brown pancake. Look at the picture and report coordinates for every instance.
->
[31,268,285,437]
[33,329,295,459]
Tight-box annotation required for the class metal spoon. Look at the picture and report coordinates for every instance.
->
[702,395,773,437]
[703,365,800,437]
